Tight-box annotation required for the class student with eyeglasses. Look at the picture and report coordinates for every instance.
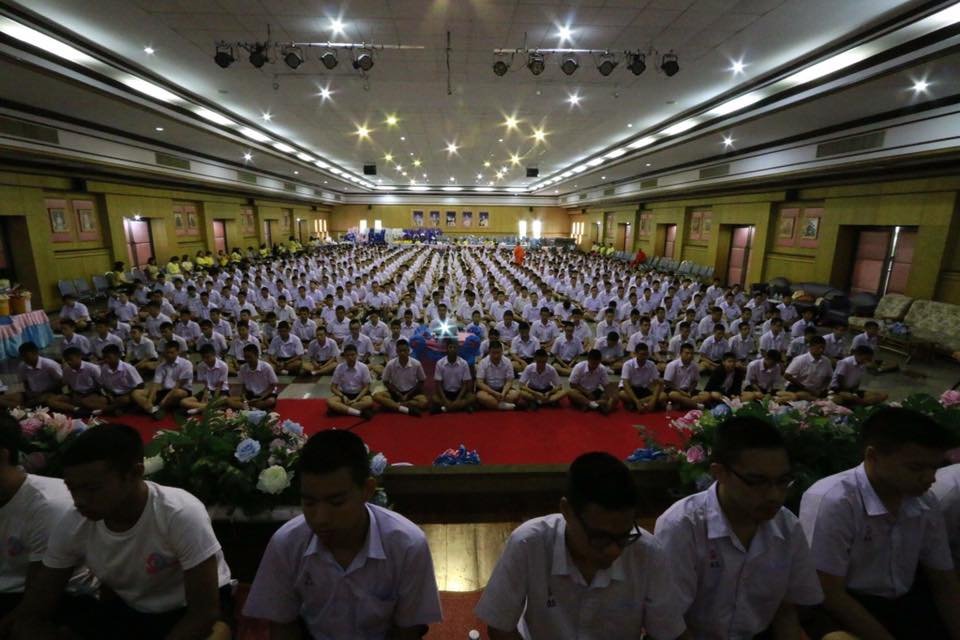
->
[654,416,823,639]
[475,452,686,640]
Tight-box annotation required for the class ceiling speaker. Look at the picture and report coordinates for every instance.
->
[526,167,539,177]
[363,164,377,175]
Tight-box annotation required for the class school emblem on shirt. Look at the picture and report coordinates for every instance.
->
[708,545,723,569]
[5,536,24,557]
[145,552,179,574]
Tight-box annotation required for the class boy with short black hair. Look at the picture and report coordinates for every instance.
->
[0,343,63,410]
[181,344,230,415]
[328,344,374,419]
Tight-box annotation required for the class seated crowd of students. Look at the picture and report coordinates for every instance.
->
[0,244,889,420]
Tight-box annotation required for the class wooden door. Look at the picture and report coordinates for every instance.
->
[124,219,153,268]
[212,220,227,254]
[663,224,677,258]
[726,226,754,287]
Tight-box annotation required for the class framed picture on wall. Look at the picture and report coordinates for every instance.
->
[776,209,798,247]
[186,211,199,234]
[638,213,652,237]
[689,211,702,240]
[174,209,185,235]
[47,199,73,243]
[446,211,456,226]
[798,209,823,248]
[50,208,68,233]
[429,211,440,227]
[478,211,489,227]
[701,212,712,239]
[412,210,424,228]
[462,211,472,227]
[75,201,99,241]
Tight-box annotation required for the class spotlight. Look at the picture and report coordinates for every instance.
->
[214,44,234,69]
[660,52,680,76]
[527,52,545,76]
[320,50,339,69]
[249,44,268,68]
[597,53,618,76]
[353,51,374,71]
[283,46,303,69]
[560,54,579,76]
[493,58,509,76]
[627,52,646,76]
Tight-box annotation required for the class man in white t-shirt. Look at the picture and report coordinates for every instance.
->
[476,341,523,412]
[131,340,193,420]
[180,344,230,416]
[13,424,233,640]
[618,343,663,413]
[783,335,833,401]
[244,430,441,638]
[0,343,63,411]
[305,325,341,377]
[829,345,888,407]
[476,452,686,640]
[518,349,568,408]
[328,344,375,419]
[567,349,617,414]
[432,338,475,413]
[373,339,428,416]
[228,344,279,411]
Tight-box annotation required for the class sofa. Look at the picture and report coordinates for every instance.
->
[848,293,913,331]
[902,300,960,352]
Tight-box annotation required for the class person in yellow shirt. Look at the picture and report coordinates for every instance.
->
[194,250,208,269]
[179,254,193,274]
[165,256,181,275]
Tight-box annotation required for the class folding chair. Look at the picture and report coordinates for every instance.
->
[57,280,78,299]
[73,278,95,302]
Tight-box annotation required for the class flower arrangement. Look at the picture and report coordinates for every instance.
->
[11,407,99,477]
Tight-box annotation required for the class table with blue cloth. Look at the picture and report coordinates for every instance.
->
[0,311,55,360]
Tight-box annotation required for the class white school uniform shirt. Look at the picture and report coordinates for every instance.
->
[474,514,686,640]
[787,337,808,359]
[489,301,512,322]
[759,330,789,354]
[477,356,514,390]
[43,481,232,614]
[0,474,92,595]
[308,337,340,363]
[115,301,140,323]
[568,361,609,393]
[18,357,62,394]
[382,357,425,394]
[196,358,230,392]
[594,319,620,341]
[932,464,960,568]
[326,316,352,342]
[269,334,305,359]
[664,358,700,393]
[699,335,729,361]
[197,331,229,355]
[63,361,101,395]
[332,361,372,394]
[655,483,823,639]
[228,336,260,361]
[144,313,172,338]
[153,356,193,390]
[510,335,539,359]
[343,333,375,358]
[551,335,584,363]
[174,320,201,343]
[292,318,318,342]
[851,332,880,352]
[531,320,559,344]
[60,302,90,322]
[650,317,672,342]
[728,334,756,360]
[823,333,849,359]
[698,316,721,340]
[242,505,441,639]
[240,360,278,396]
[398,320,420,340]
[620,358,660,389]
[830,355,865,392]
[520,363,560,390]
[99,360,144,395]
[799,463,954,598]
[496,320,520,342]
[60,333,92,358]
[668,334,693,358]
[744,358,782,392]
[790,319,814,339]
[434,356,472,393]
[784,352,833,394]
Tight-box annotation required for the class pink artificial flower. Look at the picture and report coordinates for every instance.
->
[685,445,706,464]
[941,390,960,408]
[19,418,43,437]
[798,421,810,431]
[684,410,703,423]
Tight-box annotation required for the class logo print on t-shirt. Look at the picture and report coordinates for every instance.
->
[146,552,179,575]
[6,536,24,557]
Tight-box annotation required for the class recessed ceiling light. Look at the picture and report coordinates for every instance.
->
[262,112,272,121]
[400,136,406,141]
[498,138,504,143]
[384,153,393,162]
[557,25,573,42]
[645,163,651,167]
[395,164,403,171]
[722,135,735,147]
[627,123,633,128]
[413,159,421,167]
[323,180,328,183]
[912,78,930,93]
[476,173,483,180]
[730,59,746,75]
[239,127,270,143]
[449,176,456,182]
[330,18,345,35]
[273,142,295,153]
[355,125,370,138]
[409,152,414,156]
[401,170,407,175]
[446,142,459,154]
[663,118,698,136]
[386,114,398,126]
[195,107,233,126]
[709,91,763,117]
[318,87,332,100]
[243,152,252,161]
[143,46,155,55]
[503,115,519,130]
[294,170,299,175]
[567,93,581,106]
[155,126,164,131]
[532,128,546,142]
[423,173,428,178]
[510,153,521,166]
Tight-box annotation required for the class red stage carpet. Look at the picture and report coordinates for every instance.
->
[109,399,686,466]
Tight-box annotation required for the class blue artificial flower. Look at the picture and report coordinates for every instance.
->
[280,419,304,436]
[711,403,731,418]
[626,447,667,462]
[434,444,481,466]
[234,438,262,463]
[369,453,388,476]
[242,410,267,425]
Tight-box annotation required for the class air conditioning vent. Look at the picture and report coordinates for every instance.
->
[699,164,730,179]
[578,193,588,200]
[237,170,257,184]
[640,178,658,189]
[0,116,59,144]
[155,152,190,171]
[603,187,615,197]
[283,181,296,192]
[816,132,885,158]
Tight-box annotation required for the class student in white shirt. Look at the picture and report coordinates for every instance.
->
[799,408,960,640]
[783,335,833,401]
[196,320,228,357]
[96,344,146,416]
[742,350,785,402]
[618,343,663,413]
[304,325,340,377]
[822,323,849,364]
[267,321,306,376]
[46,347,105,418]
[698,323,729,373]
[597,332,627,370]
[475,341,523,412]
[655,416,823,639]
[509,322,540,373]
[790,307,817,339]
[228,344,278,411]
[664,343,710,410]
[181,345,230,416]
[567,349,617,414]
[829,345,888,407]
[244,430,441,638]
[130,340,193,420]
[57,320,92,361]
[551,322,584,377]
[759,318,790,357]
[291,307,318,343]
[932,462,960,571]
[432,338,475,414]
[372,339,428,416]
[0,343,63,411]
[126,325,159,376]
[328,344,374,419]
[58,294,91,332]
[728,321,757,364]
[518,349,568,408]
[476,452,686,640]
[14,424,232,640]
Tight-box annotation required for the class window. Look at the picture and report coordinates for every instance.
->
[518,220,527,238]
[571,220,585,242]
[532,219,542,239]
[359,219,368,233]
[374,219,383,231]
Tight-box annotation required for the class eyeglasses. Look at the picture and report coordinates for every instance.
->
[728,467,796,491]
[573,510,643,550]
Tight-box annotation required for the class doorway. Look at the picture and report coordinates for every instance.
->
[262,220,273,249]
[124,218,154,268]
[726,226,755,287]
[849,226,917,295]
[0,218,13,281]
[212,220,227,255]
[298,219,307,243]
[615,223,628,251]
[662,224,677,258]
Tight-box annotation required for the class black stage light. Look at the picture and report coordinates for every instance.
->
[597,53,618,76]
[320,50,339,69]
[249,44,268,68]
[283,47,303,69]
[214,44,234,68]
[353,51,374,71]
[493,58,509,76]
[661,52,680,76]
[527,52,545,76]
[560,54,579,76]
[627,52,646,76]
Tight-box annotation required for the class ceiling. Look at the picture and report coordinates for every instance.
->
[0,0,937,195]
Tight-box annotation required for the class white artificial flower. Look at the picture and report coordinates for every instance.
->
[143,455,165,476]
[256,465,291,494]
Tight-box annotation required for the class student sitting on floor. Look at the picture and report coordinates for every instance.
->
[327,344,374,419]
[852,320,898,373]
[46,347,104,418]
[475,452,686,640]
[618,343,664,413]
[0,342,63,411]
[243,429,441,638]
[655,416,823,639]
[89,318,124,364]
[742,350,784,402]
[58,294,91,333]
[231,344,278,411]
[509,321,539,374]
[787,325,818,364]
[518,348,567,409]
[95,344,145,416]
[598,332,627,370]
[305,325,340,377]
[664,343,710,410]
[131,340,193,421]
[432,338,476,414]
[567,349,618,415]
[13,424,233,640]
[704,352,746,406]
[828,345,888,407]
[57,319,91,361]
[551,321,584,377]
[783,335,833,401]
[759,318,790,358]
[181,344,230,416]
[728,321,757,366]
[799,407,960,640]
[698,323,729,373]
[267,321,305,377]
[373,339,428,417]
[822,322,849,365]
[790,307,817,339]
[126,324,159,377]
[475,341,523,412]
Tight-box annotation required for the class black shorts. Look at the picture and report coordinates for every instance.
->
[742,384,774,393]
[831,388,865,398]
[630,385,652,399]
[245,390,278,401]
[442,389,460,401]
[588,388,605,400]
[528,384,554,394]
[342,391,360,401]
[786,383,826,397]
